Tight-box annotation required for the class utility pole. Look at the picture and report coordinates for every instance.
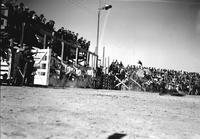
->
[95,3,112,56]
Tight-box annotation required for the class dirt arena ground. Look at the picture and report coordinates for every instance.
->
[1,86,200,139]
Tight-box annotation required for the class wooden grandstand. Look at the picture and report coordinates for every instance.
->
[0,2,99,86]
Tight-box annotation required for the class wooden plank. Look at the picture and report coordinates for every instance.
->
[115,76,129,89]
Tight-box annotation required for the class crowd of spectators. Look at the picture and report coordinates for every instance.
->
[107,60,200,95]
[1,0,91,60]
[55,27,90,61]
[1,0,91,85]
[1,1,199,94]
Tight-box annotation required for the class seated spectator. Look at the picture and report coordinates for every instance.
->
[85,41,90,51]
[46,20,55,31]
[57,27,64,38]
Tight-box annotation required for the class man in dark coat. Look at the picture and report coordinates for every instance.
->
[13,47,24,85]
[22,46,35,85]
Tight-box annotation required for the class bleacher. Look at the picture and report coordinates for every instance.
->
[1,1,199,95]
[0,1,98,86]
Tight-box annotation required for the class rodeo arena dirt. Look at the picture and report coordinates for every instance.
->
[1,1,200,139]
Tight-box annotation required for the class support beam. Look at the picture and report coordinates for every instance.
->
[105,57,107,73]
[61,35,64,62]
[91,55,94,69]
[43,34,47,49]
[87,52,90,66]
[75,47,79,66]
[20,22,25,48]
[96,56,98,70]
[108,56,110,73]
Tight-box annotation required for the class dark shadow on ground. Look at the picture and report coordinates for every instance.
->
[107,133,127,139]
